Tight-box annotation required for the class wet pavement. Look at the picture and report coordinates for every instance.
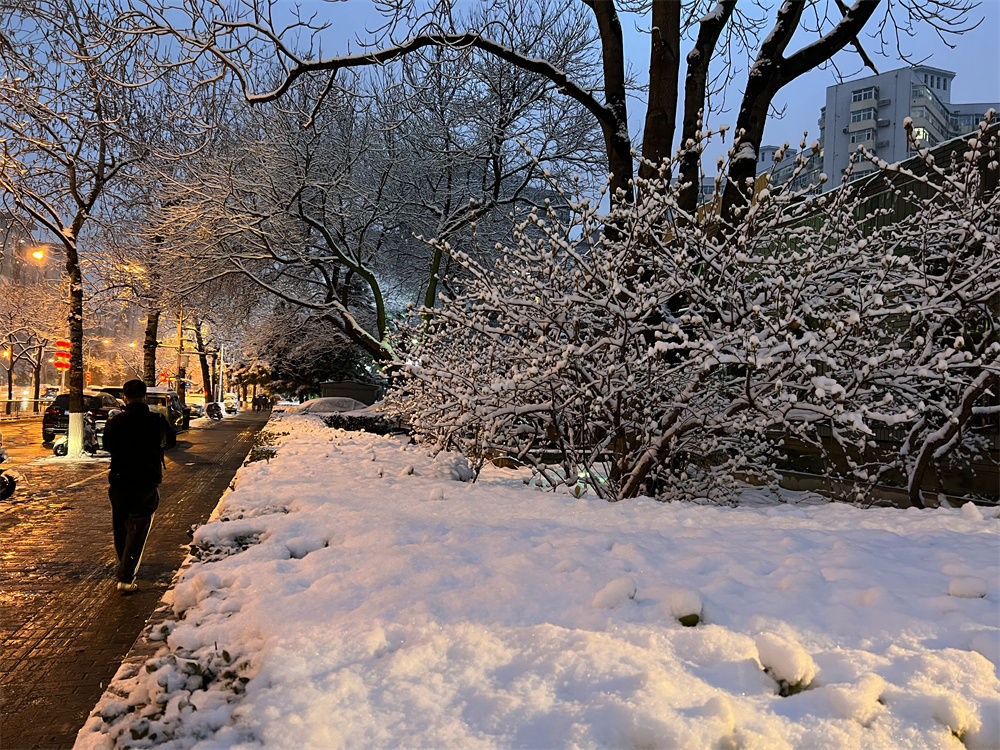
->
[1,411,269,749]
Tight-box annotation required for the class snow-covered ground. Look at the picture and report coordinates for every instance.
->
[77,413,1000,749]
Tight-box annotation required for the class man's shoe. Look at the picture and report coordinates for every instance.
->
[117,580,139,594]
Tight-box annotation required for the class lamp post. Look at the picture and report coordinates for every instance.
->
[205,344,219,403]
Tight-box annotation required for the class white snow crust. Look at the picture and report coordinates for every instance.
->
[77,414,1000,750]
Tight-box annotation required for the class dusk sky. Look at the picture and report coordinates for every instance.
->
[319,0,999,162]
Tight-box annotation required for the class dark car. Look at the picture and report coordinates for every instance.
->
[42,390,125,445]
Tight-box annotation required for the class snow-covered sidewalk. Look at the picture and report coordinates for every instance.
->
[77,413,999,749]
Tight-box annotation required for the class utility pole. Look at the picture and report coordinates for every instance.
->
[216,343,224,403]
[175,308,187,405]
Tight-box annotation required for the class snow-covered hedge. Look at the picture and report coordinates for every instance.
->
[392,115,999,504]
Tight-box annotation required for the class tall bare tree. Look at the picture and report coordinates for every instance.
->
[122,0,978,220]
[0,0,160,453]
[146,19,604,364]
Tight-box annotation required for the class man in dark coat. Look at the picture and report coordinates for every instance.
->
[102,379,176,593]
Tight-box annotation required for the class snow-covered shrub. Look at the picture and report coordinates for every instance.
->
[754,632,818,697]
[392,115,999,504]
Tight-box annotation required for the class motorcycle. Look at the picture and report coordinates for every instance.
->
[206,402,223,421]
[52,413,106,456]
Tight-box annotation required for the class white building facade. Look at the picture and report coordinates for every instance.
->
[819,65,997,184]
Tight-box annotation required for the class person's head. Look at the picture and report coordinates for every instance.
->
[122,379,147,403]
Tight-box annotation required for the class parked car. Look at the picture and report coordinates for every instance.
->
[223,392,240,414]
[92,385,125,402]
[42,390,125,445]
[295,397,368,414]
[146,387,188,432]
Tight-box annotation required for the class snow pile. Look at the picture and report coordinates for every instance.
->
[77,413,1000,749]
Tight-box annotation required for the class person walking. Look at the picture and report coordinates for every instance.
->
[102,379,176,593]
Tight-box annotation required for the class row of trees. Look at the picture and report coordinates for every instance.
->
[0,281,64,409]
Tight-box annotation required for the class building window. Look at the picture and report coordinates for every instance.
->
[850,108,876,123]
[943,78,948,91]
[911,127,930,143]
[850,128,875,143]
[851,87,876,103]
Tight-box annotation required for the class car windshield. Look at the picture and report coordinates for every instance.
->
[50,395,105,411]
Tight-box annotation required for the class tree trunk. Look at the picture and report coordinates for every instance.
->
[5,352,13,414]
[65,239,86,455]
[590,0,634,202]
[676,0,737,218]
[721,0,880,224]
[424,243,445,312]
[906,370,998,509]
[637,1,680,182]
[194,318,212,399]
[32,347,42,413]
[143,307,160,386]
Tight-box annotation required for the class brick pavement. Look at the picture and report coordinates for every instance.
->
[0,412,268,749]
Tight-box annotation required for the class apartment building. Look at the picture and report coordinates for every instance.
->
[818,65,997,184]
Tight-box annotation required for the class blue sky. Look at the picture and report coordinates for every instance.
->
[309,1,998,156]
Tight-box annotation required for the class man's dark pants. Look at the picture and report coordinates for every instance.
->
[109,485,159,584]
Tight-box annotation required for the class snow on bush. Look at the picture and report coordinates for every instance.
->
[662,586,703,626]
[391,115,1000,504]
[754,632,818,696]
[590,575,637,609]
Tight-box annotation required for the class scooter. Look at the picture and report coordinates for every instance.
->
[206,402,223,421]
[0,446,19,501]
[52,413,104,456]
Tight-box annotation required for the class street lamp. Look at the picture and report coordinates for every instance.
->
[27,244,50,262]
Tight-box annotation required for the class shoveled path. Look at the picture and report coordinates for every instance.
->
[1,411,269,750]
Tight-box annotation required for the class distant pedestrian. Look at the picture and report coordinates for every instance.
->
[252,394,260,412]
[102,379,176,594]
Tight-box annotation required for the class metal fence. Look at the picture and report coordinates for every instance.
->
[0,399,53,420]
